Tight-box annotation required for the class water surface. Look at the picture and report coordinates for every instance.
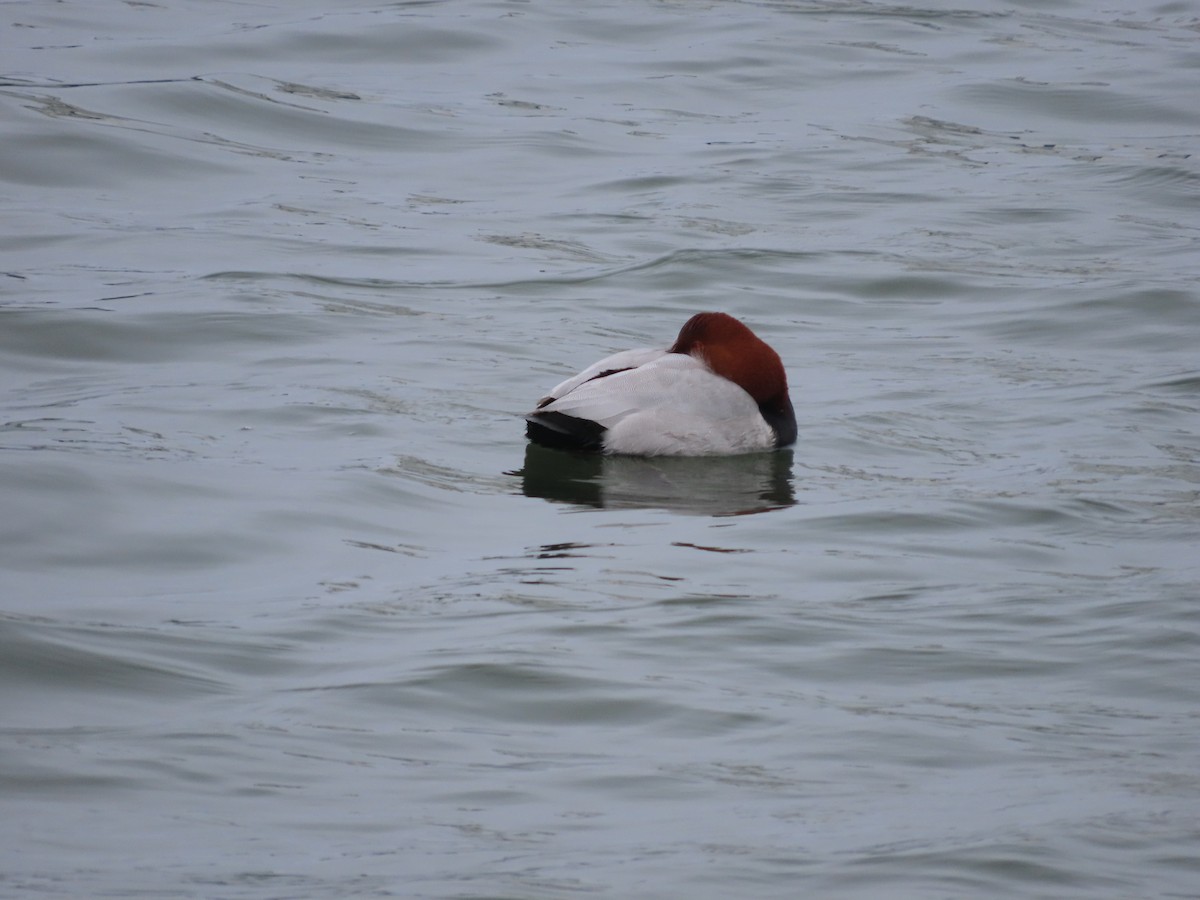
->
[2,1,1199,897]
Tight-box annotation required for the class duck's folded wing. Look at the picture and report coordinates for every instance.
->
[536,347,665,407]
[534,353,757,429]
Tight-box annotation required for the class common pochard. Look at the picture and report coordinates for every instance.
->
[526,312,796,456]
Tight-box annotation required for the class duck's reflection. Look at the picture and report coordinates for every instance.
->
[515,442,795,516]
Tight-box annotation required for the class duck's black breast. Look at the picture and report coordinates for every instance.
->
[760,396,797,448]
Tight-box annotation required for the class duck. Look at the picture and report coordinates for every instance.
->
[526,312,796,456]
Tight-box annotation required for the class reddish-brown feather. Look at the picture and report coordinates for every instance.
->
[668,312,789,408]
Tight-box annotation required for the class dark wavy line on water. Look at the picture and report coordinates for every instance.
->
[0,75,358,102]
[758,1,1010,21]
[202,247,850,291]
[0,78,194,89]
[0,618,232,699]
[1148,371,1200,393]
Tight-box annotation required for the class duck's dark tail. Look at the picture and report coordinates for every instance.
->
[525,412,607,452]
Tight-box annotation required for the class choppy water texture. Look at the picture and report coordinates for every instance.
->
[3,1,1199,897]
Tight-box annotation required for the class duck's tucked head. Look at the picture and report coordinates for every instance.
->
[669,312,786,402]
[669,311,796,447]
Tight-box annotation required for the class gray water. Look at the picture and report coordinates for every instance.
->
[2,1,1199,897]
